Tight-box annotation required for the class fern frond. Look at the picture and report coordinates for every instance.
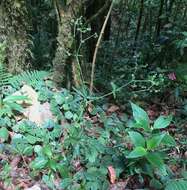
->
[0,64,12,90]
[10,70,50,89]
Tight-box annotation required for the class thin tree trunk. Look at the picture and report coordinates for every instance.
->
[134,0,144,43]
[155,0,164,39]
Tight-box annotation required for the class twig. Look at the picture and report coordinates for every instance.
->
[89,0,115,94]
[85,0,111,25]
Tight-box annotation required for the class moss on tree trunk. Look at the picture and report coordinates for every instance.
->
[1,0,31,73]
[53,0,82,88]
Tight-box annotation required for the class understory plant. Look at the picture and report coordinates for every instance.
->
[126,103,176,189]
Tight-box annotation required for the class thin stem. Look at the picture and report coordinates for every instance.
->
[89,0,115,94]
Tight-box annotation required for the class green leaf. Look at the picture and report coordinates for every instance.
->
[150,178,163,189]
[65,111,73,120]
[43,145,53,158]
[54,93,64,105]
[57,164,70,178]
[34,145,43,156]
[153,115,172,129]
[127,147,147,158]
[162,134,176,146]
[165,179,187,190]
[25,135,38,144]
[0,127,9,141]
[147,133,166,150]
[4,95,27,102]
[146,152,164,168]
[61,178,72,189]
[48,160,57,171]
[131,102,149,131]
[128,131,145,147]
[30,157,48,170]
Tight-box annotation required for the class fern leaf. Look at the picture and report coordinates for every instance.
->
[10,70,49,89]
[165,179,187,190]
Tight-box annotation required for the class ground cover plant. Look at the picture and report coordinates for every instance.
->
[0,0,187,189]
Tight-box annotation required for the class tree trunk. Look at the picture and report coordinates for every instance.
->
[155,0,164,39]
[134,0,144,43]
[53,0,83,88]
[1,0,31,73]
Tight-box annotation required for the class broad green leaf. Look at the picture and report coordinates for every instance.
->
[43,145,53,158]
[153,115,172,129]
[150,178,163,189]
[25,134,38,144]
[128,131,145,147]
[0,127,9,141]
[23,146,33,156]
[162,134,176,146]
[131,102,149,131]
[57,164,70,178]
[147,133,166,150]
[146,152,164,168]
[34,145,43,155]
[48,160,57,171]
[127,147,147,158]
[30,157,48,170]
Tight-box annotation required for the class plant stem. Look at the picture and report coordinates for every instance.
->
[89,0,115,94]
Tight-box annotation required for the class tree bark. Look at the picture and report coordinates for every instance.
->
[1,0,31,73]
[53,0,83,88]
[134,0,144,43]
[155,0,164,39]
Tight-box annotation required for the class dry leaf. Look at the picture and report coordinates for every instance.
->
[25,185,41,190]
[108,166,116,184]
[110,177,130,190]
[108,105,120,113]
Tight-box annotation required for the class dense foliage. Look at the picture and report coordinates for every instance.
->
[0,0,187,189]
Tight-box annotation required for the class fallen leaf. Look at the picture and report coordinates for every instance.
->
[110,178,130,190]
[108,166,116,184]
[25,185,41,190]
[108,105,120,113]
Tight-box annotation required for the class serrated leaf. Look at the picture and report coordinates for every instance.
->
[147,133,166,150]
[127,147,147,158]
[153,115,172,129]
[128,131,145,147]
[131,102,149,131]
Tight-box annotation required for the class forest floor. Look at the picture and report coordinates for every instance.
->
[0,83,187,190]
